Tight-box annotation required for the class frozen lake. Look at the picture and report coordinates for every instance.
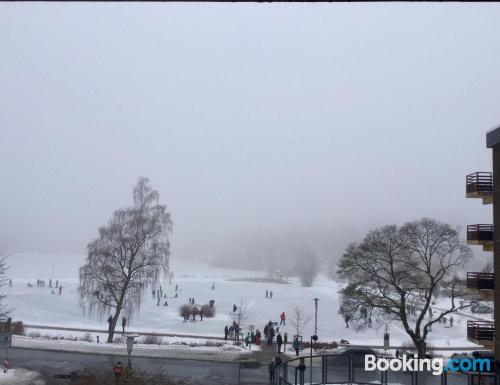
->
[3,253,486,349]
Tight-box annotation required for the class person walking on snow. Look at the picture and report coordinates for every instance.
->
[344,313,351,328]
[450,316,454,327]
[283,332,288,351]
[122,317,126,334]
[58,286,62,295]
[269,291,273,299]
[268,360,276,384]
[265,290,268,298]
[114,361,123,385]
[276,332,283,353]
[256,329,262,345]
[293,336,300,356]
[224,325,229,340]
[280,312,286,325]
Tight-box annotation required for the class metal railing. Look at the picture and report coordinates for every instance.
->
[466,172,493,194]
[467,224,494,242]
[467,272,495,290]
[273,353,496,385]
[467,320,495,342]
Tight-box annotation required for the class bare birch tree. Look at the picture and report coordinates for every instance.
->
[289,305,312,337]
[337,218,473,357]
[229,299,248,328]
[0,256,10,320]
[79,178,172,342]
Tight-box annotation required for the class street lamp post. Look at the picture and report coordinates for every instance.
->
[125,334,140,368]
[311,298,319,385]
[309,334,318,385]
[313,298,319,337]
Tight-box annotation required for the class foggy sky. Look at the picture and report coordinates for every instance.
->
[1,3,500,263]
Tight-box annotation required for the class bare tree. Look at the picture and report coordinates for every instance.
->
[0,256,10,320]
[289,305,312,337]
[337,218,473,357]
[79,178,172,343]
[229,299,248,328]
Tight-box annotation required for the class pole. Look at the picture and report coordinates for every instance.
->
[313,298,318,336]
[313,298,319,355]
[310,336,313,385]
[384,324,390,358]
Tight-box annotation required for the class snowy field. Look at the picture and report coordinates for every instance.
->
[4,253,490,350]
[0,369,44,385]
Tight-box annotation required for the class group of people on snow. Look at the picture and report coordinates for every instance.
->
[27,278,63,295]
[224,321,242,341]
[152,285,171,306]
[338,305,371,328]
[268,337,303,382]
[107,315,127,334]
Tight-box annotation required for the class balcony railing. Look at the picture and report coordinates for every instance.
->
[467,272,494,292]
[273,352,495,385]
[467,320,495,345]
[466,172,493,204]
[467,224,494,251]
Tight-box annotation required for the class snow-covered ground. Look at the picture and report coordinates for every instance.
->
[4,253,490,350]
[0,369,44,385]
[12,334,249,361]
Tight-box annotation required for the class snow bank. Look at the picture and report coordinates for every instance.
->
[12,335,251,362]
[0,369,44,385]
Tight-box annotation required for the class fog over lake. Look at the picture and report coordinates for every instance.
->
[1,3,500,272]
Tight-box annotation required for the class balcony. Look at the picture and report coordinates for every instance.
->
[467,320,495,346]
[466,172,493,204]
[467,224,494,251]
[467,272,494,300]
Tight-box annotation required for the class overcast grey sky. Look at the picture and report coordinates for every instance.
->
[1,3,499,262]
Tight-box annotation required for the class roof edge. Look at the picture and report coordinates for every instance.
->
[486,124,500,148]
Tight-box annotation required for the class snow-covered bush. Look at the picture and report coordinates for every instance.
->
[142,335,162,345]
[179,304,193,318]
[200,304,216,318]
[112,335,126,344]
[80,333,93,342]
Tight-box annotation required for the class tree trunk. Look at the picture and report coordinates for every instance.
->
[107,299,125,343]
[107,313,120,343]
[412,338,427,385]
[107,281,129,343]
[416,339,427,358]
